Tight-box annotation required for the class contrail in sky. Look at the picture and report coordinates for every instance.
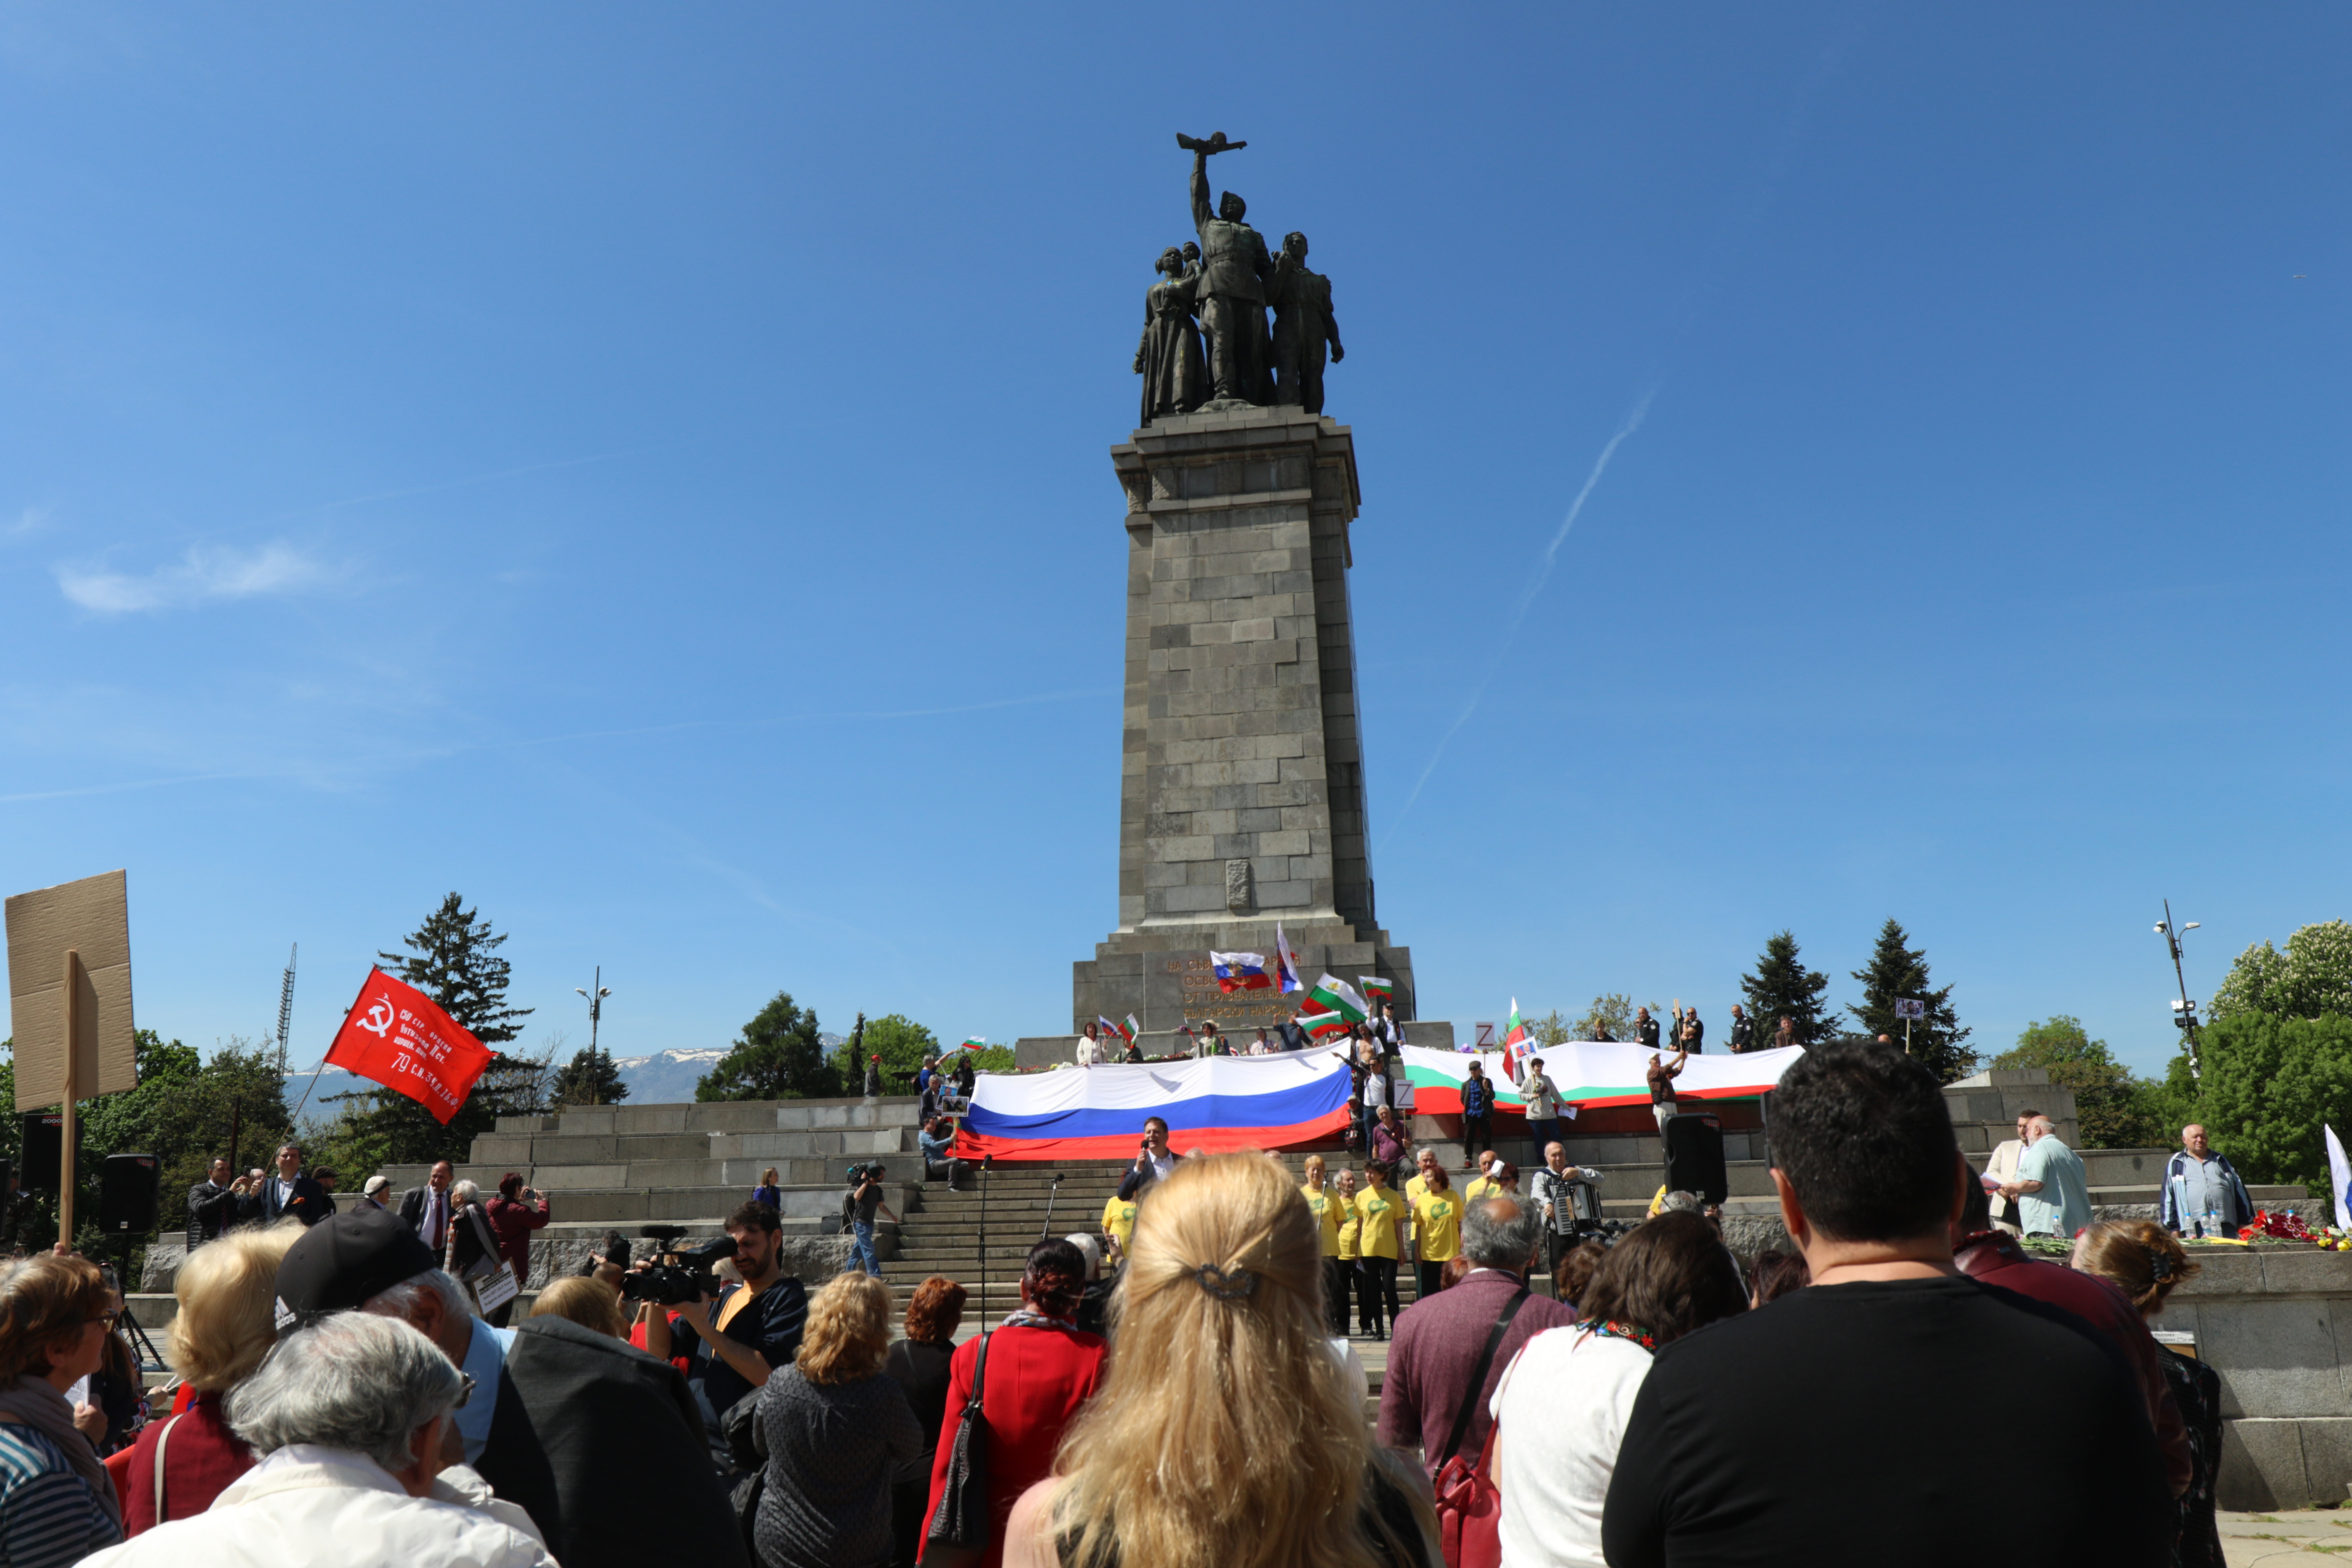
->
[1379,389,1655,851]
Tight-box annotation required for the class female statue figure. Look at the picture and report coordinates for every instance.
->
[1133,244,1205,426]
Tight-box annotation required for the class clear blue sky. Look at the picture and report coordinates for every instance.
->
[3,6,2345,1083]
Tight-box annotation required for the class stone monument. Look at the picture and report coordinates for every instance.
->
[1069,134,1422,1044]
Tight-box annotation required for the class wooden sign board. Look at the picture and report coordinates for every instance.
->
[6,870,139,1112]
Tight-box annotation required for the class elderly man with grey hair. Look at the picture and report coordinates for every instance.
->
[1376,1195,1578,1475]
[2001,1114,2094,1240]
[81,1313,553,1566]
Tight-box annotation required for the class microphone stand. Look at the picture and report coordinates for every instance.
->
[1040,1172,1064,1240]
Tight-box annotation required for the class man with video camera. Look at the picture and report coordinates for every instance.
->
[672,1200,810,1471]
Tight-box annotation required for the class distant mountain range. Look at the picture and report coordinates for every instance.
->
[287,1035,851,1121]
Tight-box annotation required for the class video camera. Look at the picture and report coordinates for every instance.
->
[845,1162,882,1186]
[617,1225,738,1306]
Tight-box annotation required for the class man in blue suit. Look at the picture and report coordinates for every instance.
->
[249,1141,335,1227]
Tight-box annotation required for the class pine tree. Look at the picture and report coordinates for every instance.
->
[550,1047,631,1107]
[698,992,837,1101]
[1848,918,1976,1082]
[331,894,540,1163]
[1740,931,1837,1047]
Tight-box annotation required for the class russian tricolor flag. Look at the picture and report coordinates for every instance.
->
[1210,950,1273,993]
[955,1049,1353,1161]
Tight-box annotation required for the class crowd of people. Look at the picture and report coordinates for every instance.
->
[0,1035,2243,1568]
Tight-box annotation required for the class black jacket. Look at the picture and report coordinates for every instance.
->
[687,1276,809,1442]
[187,1180,238,1249]
[251,1171,334,1227]
[477,1314,750,1568]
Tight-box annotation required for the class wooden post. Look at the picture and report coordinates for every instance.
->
[59,949,80,1248]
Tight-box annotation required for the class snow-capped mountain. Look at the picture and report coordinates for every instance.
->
[605,1047,727,1104]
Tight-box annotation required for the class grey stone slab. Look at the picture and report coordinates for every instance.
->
[2200,1298,2346,1418]
[2218,1418,2309,1510]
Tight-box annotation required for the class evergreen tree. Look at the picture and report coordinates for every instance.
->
[698,992,837,1101]
[330,893,540,1164]
[842,1014,940,1094]
[1740,931,1837,1047]
[1848,918,1976,1082]
[550,1047,630,1107]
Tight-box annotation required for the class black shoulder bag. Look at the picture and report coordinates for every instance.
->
[922,1331,992,1568]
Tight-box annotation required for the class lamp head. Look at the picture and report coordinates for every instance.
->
[2184,922,2200,932]
[2154,922,2168,934]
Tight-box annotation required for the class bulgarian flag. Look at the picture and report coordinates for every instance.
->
[1118,1014,1140,1047]
[960,1036,988,1051]
[1501,998,1531,1049]
[1298,1006,1353,1040]
[1308,974,1369,1026]
[1360,976,1394,1005]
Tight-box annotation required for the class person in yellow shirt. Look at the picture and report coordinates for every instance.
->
[1300,1154,1345,1335]
[1401,1147,1440,1279]
[1100,1192,1140,1265]
[1333,1168,1363,1335]
[1465,1150,1504,1203]
[1354,1161,1404,1340]
[1411,1166,1461,1300]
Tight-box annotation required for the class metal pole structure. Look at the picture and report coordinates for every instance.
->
[574,968,610,1105]
[2159,899,2205,1080]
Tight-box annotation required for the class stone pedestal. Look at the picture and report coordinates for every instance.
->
[1070,404,1418,1034]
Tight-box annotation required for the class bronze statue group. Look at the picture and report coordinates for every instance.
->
[1135,132,1345,425]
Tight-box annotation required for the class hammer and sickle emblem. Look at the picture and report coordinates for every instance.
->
[358,997,396,1038]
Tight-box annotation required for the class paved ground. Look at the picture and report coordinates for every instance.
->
[2221,1510,2352,1562]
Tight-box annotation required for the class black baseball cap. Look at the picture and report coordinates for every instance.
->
[273,1206,438,1335]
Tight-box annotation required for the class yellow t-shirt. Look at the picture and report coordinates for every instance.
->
[1354,1186,1403,1259]
[1464,1176,1502,1204]
[1301,1184,1343,1258]
[1101,1195,1139,1256]
[1413,1191,1462,1262]
[1337,1203,1362,1260]
[1404,1172,1433,1208]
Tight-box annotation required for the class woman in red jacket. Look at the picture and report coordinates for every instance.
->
[124,1226,305,1534]
[923,1238,1107,1568]
[482,1173,553,1327]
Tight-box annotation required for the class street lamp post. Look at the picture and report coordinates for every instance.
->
[574,967,612,1105]
[2154,901,2203,1081]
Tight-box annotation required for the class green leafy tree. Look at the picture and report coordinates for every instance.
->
[1531,1010,1572,1048]
[550,1044,630,1107]
[1847,918,1976,1082]
[2187,1011,2352,1191]
[1573,994,1634,1041]
[698,992,837,1101]
[327,894,542,1164]
[839,1014,941,1094]
[1741,931,1837,1047]
[2212,920,2352,1022]
[1993,1017,2165,1149]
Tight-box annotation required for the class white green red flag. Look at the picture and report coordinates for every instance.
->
[1501,998,1531,1048]
[1359,976,1393,1003]
[960,1036,987,1051]
[1298,1007,1352,1039]
[1308,974,1369,1025]
[1118,1014,1139,1046]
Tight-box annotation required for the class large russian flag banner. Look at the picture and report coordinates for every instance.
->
[956,1047,1354,1162]
[1396,1041,1805,1115]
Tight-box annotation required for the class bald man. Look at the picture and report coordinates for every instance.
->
[2001,1116,2092,1239]
[2161,1124,2254,1238]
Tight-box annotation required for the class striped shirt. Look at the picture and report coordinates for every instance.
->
[0,1423,121,1568]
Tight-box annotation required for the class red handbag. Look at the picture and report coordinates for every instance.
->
[1429,1293,1526,1568]
[1432,1410,1504,1568]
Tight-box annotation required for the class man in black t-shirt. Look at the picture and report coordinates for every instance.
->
[674,1200,809,1469]
[1601,1040,2169,1568]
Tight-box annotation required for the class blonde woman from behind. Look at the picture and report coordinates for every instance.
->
[1003,1151,1440,1568]
[125,1223,306,1535]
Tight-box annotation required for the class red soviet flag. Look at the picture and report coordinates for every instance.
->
[325,968,494,1125]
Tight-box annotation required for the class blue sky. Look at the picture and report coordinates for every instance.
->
[3,5,2345,1083]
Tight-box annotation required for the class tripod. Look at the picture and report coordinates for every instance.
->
[1039,1172,1064,1240]
[114,1241,165,1372]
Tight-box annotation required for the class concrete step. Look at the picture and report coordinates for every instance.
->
[495,1097,926,1140]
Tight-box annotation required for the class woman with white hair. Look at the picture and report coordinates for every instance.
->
[83,1312,554,1566]
[442,1180,508,1314]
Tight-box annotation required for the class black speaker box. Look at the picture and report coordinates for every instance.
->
[1663,1112,1727,1205]
[18,1114,77,1193]
[100,1153,161,1236]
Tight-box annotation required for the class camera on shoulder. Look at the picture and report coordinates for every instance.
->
[617,1225,737,1306]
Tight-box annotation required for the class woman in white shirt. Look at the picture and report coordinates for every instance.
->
[1488,1211,1749,1568]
